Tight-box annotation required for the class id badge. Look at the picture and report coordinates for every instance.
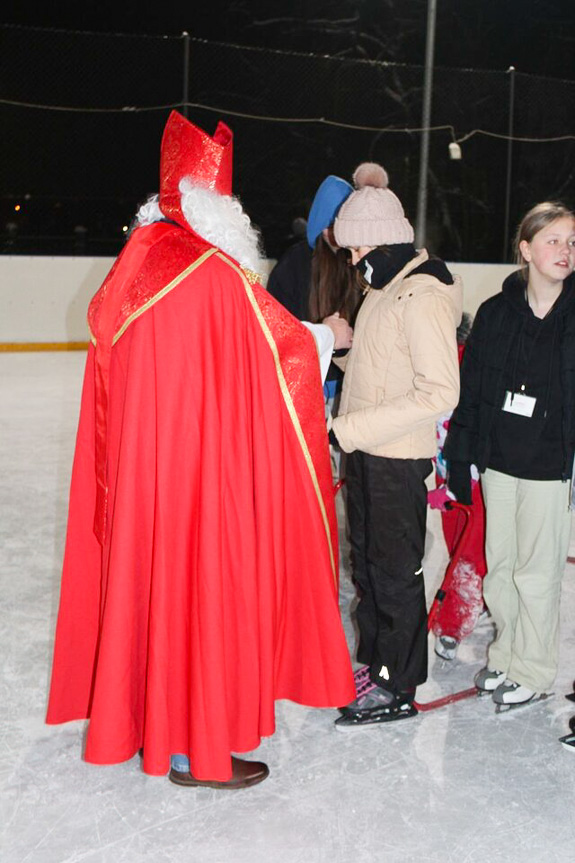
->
[502,391,536,417]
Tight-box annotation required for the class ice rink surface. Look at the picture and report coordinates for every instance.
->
[1,351,574,863]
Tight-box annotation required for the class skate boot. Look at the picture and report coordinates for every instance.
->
[339,684,393,716]
[352,665,373,697]
[492,678,551,714]
[353,665,370,684]
[434,635,459,661]
[559,732,575,752]
[474,666,506,695]
[558,714,575,750]
[335,687,417,731]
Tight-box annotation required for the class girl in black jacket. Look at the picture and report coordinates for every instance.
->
[444,201,575,710]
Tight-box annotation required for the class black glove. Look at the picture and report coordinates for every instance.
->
[328,428,339,447]
[447,461,472,505]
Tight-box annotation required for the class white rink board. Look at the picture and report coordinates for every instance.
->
[0,256,515,343]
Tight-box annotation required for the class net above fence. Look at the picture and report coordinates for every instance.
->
[1,25,573,261]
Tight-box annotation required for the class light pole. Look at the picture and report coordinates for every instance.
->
[415,0,438,248]
[182,32,190,118]
[502,66,516,261]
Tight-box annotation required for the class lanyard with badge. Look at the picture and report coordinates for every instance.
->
[502,389,536,417]
[502,294,554,419]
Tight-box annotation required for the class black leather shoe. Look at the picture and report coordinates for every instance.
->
[169,756,269,789]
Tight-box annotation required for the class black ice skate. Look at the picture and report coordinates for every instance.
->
[558,732,575,752]
[335,689,418,731]
[558,713,575,750]
[351,665,376,701]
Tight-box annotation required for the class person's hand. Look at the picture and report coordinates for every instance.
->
[322,312,353,350]
[446,461,472,505]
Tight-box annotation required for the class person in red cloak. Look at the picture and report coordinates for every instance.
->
[46,111,355,789]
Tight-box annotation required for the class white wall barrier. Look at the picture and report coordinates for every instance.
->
[0,257,113,344]
[0,256,517,345]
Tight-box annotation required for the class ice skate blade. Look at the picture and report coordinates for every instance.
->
[335,704,418,732]
[494,692,553,714]
[476,687,494,697]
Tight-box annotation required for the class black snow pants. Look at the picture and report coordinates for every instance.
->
[346,451,431,693]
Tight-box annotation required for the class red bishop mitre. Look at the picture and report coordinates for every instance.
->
[159,110,233,229]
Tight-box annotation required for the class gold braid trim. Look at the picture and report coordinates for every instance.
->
[241,267,263,287]
[112,249,217,345]
[89,249,218,345]
[215,252,337,585]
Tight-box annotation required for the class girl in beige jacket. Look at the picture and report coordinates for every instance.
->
[330,163,462,729]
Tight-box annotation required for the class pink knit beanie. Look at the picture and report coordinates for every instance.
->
[334,162,414,248]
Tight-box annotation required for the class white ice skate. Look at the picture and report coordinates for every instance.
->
[474,666,506,695]
[434,635,459,661]
[492,679,552,714]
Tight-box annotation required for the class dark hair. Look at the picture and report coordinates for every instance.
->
[514,201,575,280]
[308,234,361,324]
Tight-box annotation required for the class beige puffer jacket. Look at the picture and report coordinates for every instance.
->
[332,250,462,458]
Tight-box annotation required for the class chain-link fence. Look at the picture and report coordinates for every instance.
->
[1,24,574,261]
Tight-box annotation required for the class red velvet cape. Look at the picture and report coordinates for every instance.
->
[46,222,354,780]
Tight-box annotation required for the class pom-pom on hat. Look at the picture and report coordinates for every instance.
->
[306,175,353,249]
[334,161,414,248]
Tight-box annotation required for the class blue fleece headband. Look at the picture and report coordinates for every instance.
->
[306,175,353,249]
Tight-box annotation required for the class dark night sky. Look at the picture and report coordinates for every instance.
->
[2,0,575,80]
[2,1,574,261]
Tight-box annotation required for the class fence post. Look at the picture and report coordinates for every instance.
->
[502,66,516,262]
[182,32,190,117]
[415,0,437,249]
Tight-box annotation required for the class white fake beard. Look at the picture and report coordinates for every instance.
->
[135,183,265,276]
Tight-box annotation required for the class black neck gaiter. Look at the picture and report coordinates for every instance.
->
[356,243,417,290]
